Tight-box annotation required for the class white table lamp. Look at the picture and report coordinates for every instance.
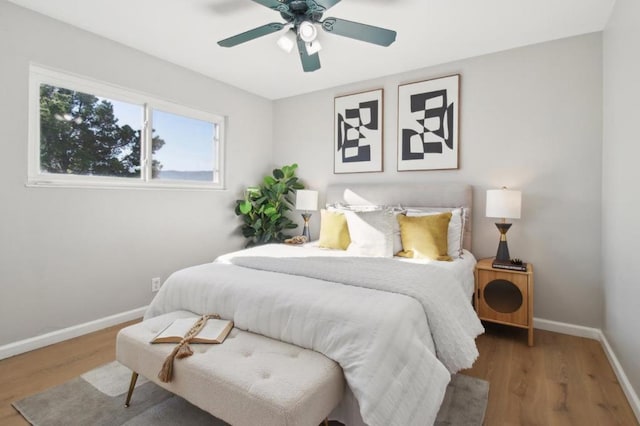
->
[295,189,318,242]
[486,187,522,262]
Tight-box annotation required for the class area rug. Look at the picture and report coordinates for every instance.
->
[13,361,489,425]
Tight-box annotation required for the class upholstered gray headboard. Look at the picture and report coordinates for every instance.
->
[326,182,473,251]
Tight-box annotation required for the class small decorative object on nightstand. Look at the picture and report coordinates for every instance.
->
[475,258,534,346]
[295,189,318,242]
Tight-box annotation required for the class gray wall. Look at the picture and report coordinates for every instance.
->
[603,0,640,398]
[274,34,604,327]
[0,2,273,345]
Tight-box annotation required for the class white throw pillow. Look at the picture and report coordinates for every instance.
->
[390,208,407,255]
[405,207,465,259]
[341,209,395,257]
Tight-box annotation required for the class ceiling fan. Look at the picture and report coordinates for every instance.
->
[217,0,397,72]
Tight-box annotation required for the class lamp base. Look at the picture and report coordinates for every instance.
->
[301,213,312,242]
[494,222,512,262]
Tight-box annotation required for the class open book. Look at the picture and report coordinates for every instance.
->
[151,317,234,344]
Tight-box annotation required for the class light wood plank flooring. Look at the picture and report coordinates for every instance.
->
[0,320,637,425]
[462,323,638,425]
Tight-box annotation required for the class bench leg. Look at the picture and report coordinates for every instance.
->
[124,371,139,407]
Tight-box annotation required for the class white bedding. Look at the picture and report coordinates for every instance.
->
[218,243,477,296]
[145,244,482,426]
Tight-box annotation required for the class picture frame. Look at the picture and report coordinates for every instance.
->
[397,74,460,171]
[334,89,383,174]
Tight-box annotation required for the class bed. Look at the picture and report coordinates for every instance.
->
[144,182,484,426]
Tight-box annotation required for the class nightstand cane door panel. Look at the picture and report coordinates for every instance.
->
[477,270,529,326]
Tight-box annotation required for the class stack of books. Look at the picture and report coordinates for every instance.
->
[492,259,528,272]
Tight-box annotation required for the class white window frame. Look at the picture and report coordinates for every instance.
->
[28,64,226,190]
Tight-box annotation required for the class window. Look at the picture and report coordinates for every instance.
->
[28,65,225,189]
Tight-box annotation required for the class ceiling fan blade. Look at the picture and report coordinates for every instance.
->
[218,22,285,47]
[296,37,321,72]
[313,0,342,11]
[321,17,396,46]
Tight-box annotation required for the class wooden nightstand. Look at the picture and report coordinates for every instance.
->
[474,258,534,346]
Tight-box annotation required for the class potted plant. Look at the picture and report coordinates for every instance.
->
[235,164,305,246]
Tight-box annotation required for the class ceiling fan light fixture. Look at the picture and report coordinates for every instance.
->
[305,40,322,55]
[277,30,296,53]
[298,21,317,43]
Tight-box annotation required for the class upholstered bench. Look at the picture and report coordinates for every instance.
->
[116,311,345,426]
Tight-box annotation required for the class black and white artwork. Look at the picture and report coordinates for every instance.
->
[397,75,459,171]
[334,89,383,174]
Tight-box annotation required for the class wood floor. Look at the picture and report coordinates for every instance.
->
[0,320,637,426]
[462,323,638,425]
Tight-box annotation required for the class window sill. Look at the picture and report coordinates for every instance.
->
[26,178,226,191]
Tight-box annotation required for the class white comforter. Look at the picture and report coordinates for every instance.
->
[145,246,483,426]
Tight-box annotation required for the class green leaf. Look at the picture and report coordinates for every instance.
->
[269,213,281,222]
[264,206,277,216]
[263,176,276,186]
[274,182,285,194]
[284,163,298,175]
[239,201,252,215]
[273,168,284,179]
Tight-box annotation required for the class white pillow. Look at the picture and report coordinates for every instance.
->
[390,208,407,255]
[341,209,395,257]
[405,207,465,258]
[326,203,382,212]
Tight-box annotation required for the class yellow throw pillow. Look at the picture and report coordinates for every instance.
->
[318,209,351,250]
[397,212,452,261]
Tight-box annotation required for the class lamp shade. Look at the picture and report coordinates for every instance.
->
[295,190,318,211]
[277,31,295,53]
[298,21,317,42]
[486,188,521,219]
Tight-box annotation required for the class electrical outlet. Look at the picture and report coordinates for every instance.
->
[151,277,162,292]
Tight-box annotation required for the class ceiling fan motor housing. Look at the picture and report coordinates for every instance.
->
[280,0,324,23]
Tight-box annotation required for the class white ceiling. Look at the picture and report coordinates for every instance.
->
[8,0,614,100]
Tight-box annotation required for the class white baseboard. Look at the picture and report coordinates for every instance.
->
[0,306,147,361]
[534,316,640,423]
[533,317,601,339]
[599,331,640,422]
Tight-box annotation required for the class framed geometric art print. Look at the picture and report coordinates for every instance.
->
[334,89,383,174]
[397,74,459,171]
